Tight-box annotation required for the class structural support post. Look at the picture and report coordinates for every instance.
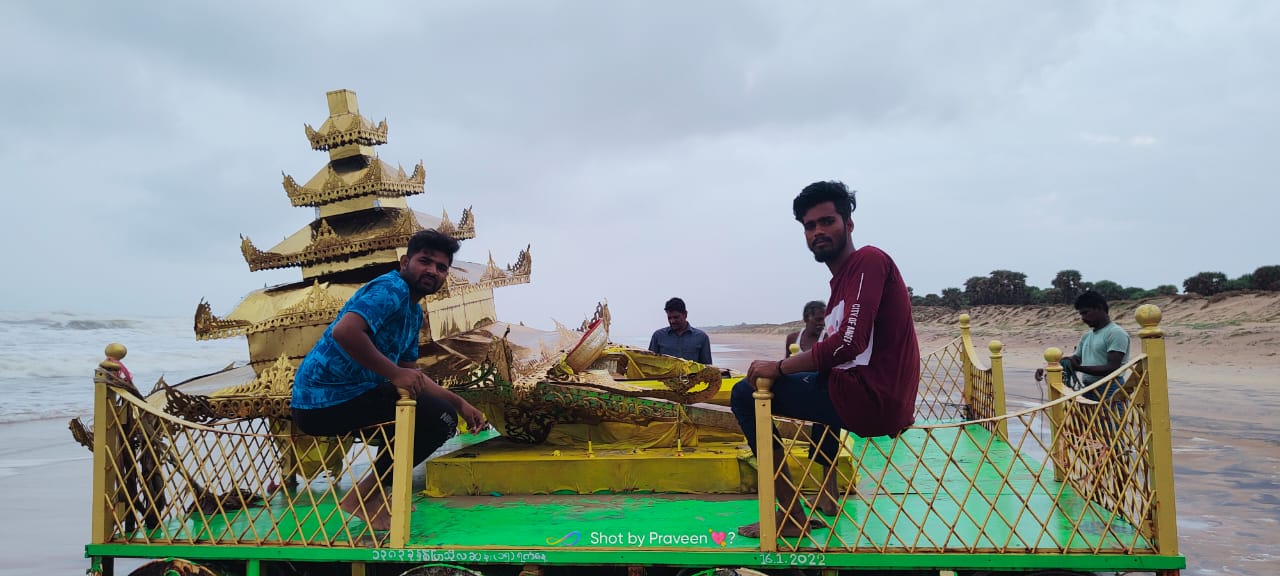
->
[988,340,1008,439]
[1137,304,1179,556]
[389,390,418,548]
[958,314,976,410]
[1044,348,1066,482]
[753,377,777,551]
[92,361,122,544]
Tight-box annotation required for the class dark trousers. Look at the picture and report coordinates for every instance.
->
[292,382,458,480]
[729,372,846,468]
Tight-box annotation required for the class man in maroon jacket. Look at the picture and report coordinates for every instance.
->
[732,180,920,538]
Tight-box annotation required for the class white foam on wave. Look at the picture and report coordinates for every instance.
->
[0,312,248,423]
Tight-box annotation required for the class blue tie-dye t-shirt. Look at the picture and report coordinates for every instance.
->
[291,271,423,410]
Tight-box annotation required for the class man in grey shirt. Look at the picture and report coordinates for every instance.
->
[648,297,713,365]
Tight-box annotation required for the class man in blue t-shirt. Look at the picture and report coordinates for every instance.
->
[1036,290,1131,400]
[291,229,486,531]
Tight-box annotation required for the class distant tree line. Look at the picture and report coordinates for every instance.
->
[909,265,1280,309]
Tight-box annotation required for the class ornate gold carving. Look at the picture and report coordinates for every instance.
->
[213,354,295,398]
[193,299,251,341]
[480,253,507,282]
[459,206,474,231]
[282,161,426,207]
[578,301,611,333]
[246,280,345,335]
[389,208,421,236]
[243,210,427,272]
[437,209,456,235]
[509,245,532,276]
[304,116,388,150]
[310,219,341,250]
[205,354,296,419]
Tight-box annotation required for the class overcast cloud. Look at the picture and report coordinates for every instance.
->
[1,1,1276,341]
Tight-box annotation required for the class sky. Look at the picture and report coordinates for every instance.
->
[1,1,1277,341]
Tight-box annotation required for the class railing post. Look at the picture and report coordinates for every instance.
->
[988,340,1008,439]
[753,377,777,551]
[91,365,115,544]
[93,343,129,544]
[1044,347,1066,482]
[959,314,975,410]
[388,390,417,548]
[1137,304,1179,555]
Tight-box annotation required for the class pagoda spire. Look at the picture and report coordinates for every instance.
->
[304,89,388,162]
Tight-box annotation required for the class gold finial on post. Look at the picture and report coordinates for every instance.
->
[101,343,127,372]
[1136,304,1164,338]
[988,340,1003,357]
[753,377,774,399]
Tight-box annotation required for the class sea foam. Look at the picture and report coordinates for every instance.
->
[0,311,247,423]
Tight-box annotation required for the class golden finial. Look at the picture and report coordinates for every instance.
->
[1044,347,1063,364]
[988,340,1003,356]
[1136,304,1164,338]
[959,313,971,328]
[753,377,774,400]
[105,343,127,361]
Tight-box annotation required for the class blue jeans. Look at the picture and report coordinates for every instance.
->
[730,372,847,464]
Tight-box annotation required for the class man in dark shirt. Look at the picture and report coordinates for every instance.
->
[647,297,713,364]
[731,180,920,539]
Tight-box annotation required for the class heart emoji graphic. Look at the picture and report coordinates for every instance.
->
[710,530,727,547]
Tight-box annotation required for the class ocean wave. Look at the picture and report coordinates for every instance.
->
[0,312,142,331]
[0,312,249,421]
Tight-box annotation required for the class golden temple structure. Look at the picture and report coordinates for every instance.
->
[193,90,532,371]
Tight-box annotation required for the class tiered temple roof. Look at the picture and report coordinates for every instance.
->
[195,89,531,353]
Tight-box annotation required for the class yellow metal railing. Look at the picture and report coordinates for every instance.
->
[89,363,420,548]
[753,305,1178,556]
[915,313,1006,428]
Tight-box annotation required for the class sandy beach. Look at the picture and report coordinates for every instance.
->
[4,295,1277,575]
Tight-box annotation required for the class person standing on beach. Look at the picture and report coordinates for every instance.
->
[291,229,486,531]
[785,300,843,516]
[1035,290,1130,400]
[648,297,714,364]
[731,180,920,538]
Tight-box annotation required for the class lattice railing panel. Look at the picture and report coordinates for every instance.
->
[96,372,397,547]
[917,337,969,422]
[764,356,1157,554]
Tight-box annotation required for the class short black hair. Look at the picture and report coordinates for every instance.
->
[793,180,857,222]
[802,300,826,319]
[664,297,687,313]
[1074,290,1109,312]
[407,229,460,264]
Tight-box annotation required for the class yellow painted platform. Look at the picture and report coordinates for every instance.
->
[423,436,856,496]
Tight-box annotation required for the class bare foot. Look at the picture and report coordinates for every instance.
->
[340,487,391,531]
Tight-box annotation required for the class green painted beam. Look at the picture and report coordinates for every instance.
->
[85,544,1185,571]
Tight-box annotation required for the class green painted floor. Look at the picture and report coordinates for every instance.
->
[152,425,1152,554]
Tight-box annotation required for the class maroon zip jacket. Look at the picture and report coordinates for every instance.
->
[809,245,920,437]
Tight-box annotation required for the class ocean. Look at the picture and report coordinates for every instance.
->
[0,311,248,423]
[0,313,754,424]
